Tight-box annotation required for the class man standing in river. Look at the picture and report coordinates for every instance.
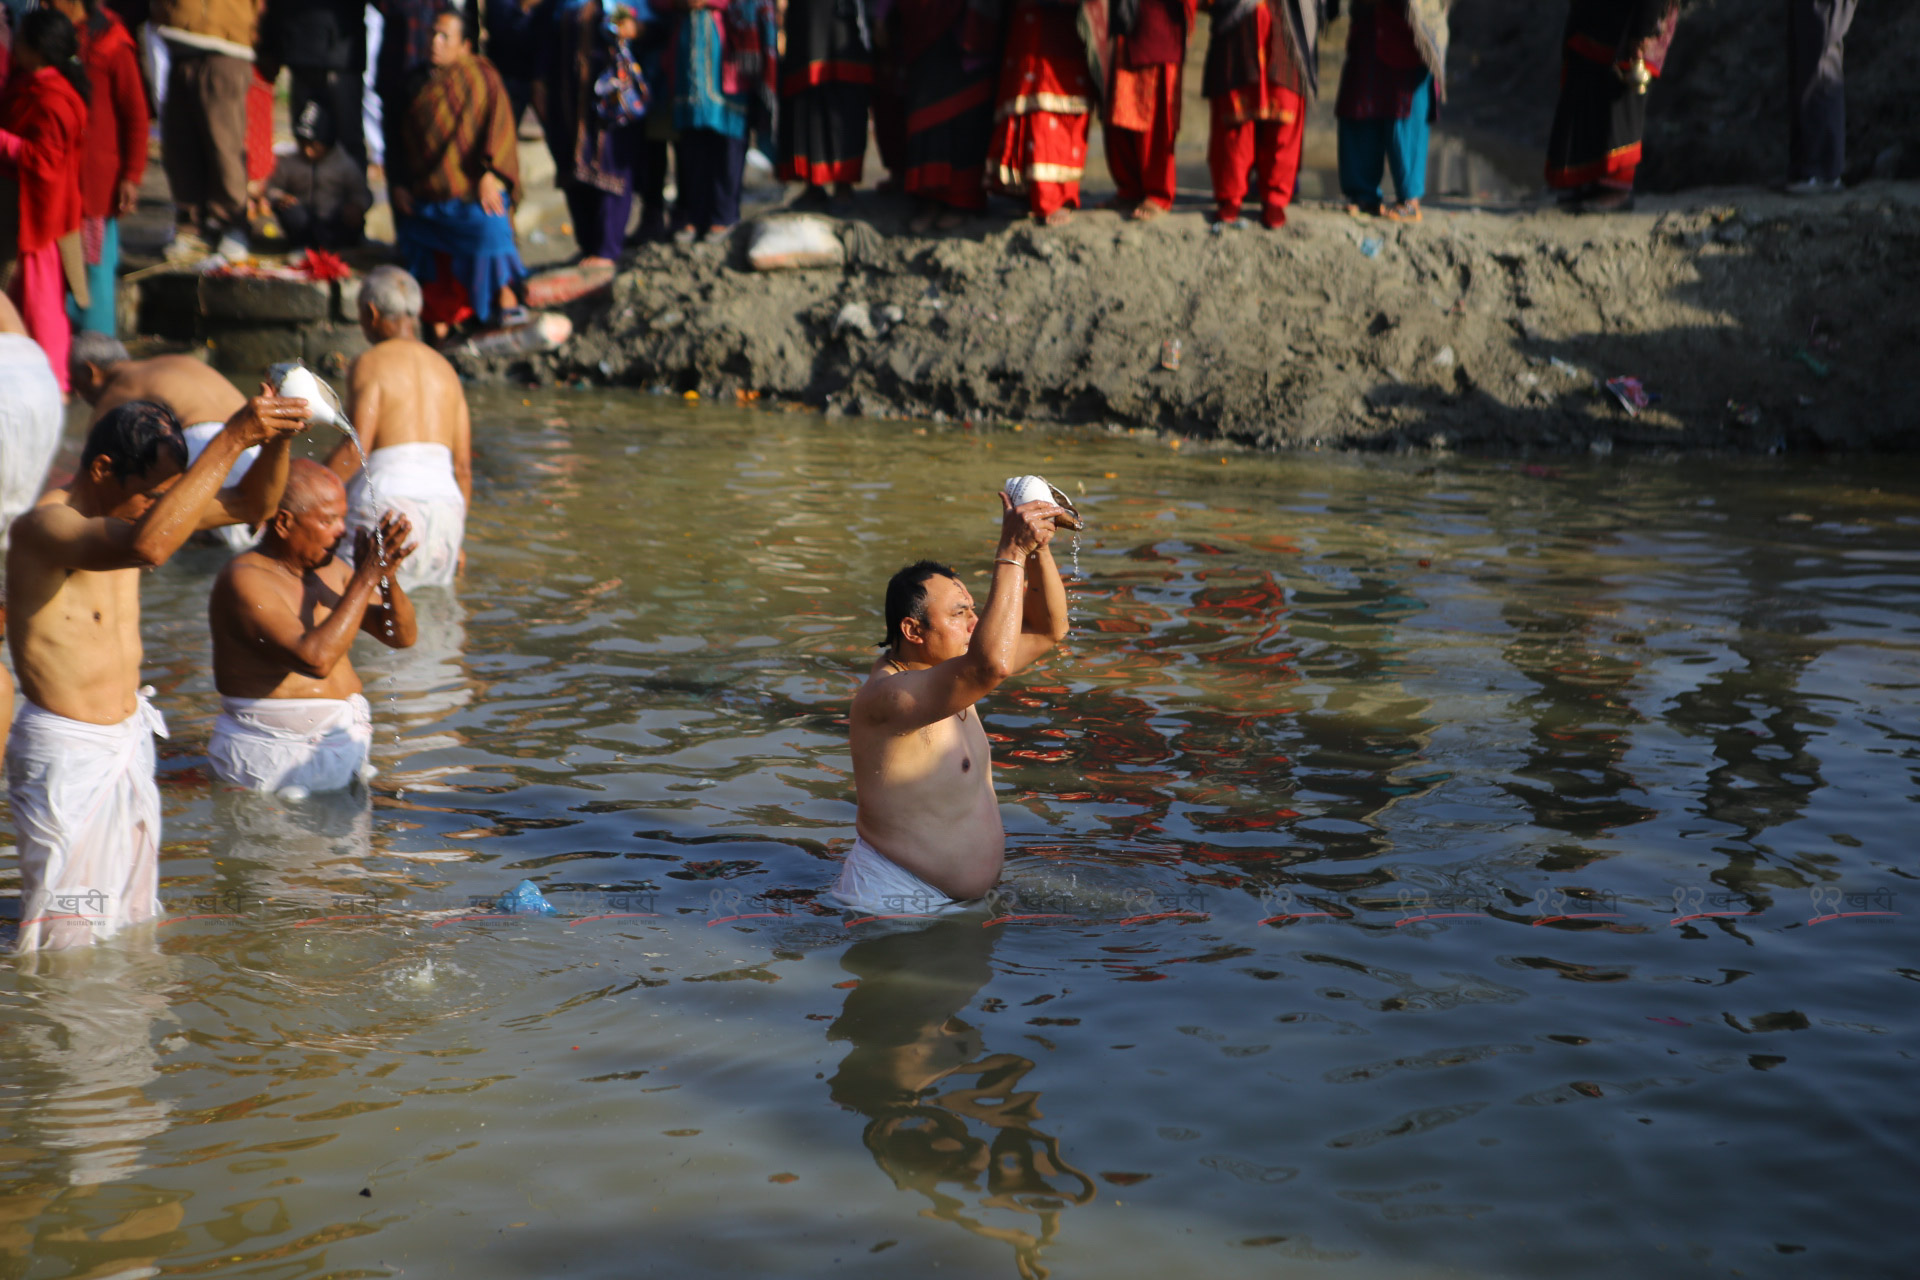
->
[838,491,1071,914]
[324,265,471,590]
[6,393,311,952]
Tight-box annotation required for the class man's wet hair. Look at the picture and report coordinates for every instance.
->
[881,560,959,651]
[79,400,186,484]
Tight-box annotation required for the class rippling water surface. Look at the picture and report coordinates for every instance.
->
[4,393,1917,1278]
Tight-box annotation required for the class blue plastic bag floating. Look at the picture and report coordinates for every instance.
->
[497,879,559,916]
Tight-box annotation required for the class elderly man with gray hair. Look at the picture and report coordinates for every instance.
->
[323,266,473,590]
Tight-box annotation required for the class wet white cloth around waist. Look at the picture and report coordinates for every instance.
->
[344,442,466,590]
[826,836,981,917]
[7,693,168,953]
[209,693,373,793]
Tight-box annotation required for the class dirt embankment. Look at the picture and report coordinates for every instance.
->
[481,185,1918,454]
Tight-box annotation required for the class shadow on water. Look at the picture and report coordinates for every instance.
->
[828,921,1094,1280]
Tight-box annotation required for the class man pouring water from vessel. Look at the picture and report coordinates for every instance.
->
[837,483,1076,914]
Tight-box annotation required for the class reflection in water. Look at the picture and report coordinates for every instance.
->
[827,921,1094,1280]
[1498,598,1656,854]
[356,589,473,776]
[1666,546,1829,904]
[207,786,374,913]
[2,943,176,1188]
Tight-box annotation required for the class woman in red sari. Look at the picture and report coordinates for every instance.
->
[0,9,90,393]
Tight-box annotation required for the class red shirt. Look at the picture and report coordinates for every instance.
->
[0,67,88,253]
[78,12,150,219]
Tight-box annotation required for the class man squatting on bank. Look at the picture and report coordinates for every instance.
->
[208,461,419,797]
[836,490,1072,915]
[6,392,312,953]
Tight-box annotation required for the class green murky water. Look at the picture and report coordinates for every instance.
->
[3,392,1916,1278]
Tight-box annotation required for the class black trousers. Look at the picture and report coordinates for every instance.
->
[1788,0,1855,183]
[673,129,747,231]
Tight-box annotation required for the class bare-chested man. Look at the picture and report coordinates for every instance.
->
[837,493,1071,914]
[323,265,472,590]
[209,461,418,796]
[69,333,262,550]
[6,394,311,951]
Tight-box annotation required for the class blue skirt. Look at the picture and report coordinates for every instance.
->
[395,198,529,327]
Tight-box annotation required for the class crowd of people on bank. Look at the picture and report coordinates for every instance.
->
[0,0,1865,388]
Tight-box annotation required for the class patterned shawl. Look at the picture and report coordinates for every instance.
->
[404,52,523,205]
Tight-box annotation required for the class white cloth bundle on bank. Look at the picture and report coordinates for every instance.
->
[183,420,262,551]
[7,693,167,953]
[208,693,373,794]
[0,334,64,543]
[826,837,980,917]
[343,441,466,590]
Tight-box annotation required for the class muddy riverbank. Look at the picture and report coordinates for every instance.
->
[478,183,1917,454]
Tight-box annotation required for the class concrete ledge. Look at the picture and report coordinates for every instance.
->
[198,274,332,324]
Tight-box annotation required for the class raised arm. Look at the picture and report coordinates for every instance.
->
[1012,540,1071,671]
[15,396,310,572]
[200,393,299,530]
[219,515,416,677]
[859,495,1065,734]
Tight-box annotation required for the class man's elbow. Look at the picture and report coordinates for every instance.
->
[127,536,171,569]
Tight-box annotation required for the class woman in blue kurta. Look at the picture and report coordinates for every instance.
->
[1330,0,1447,222]
[664,0,775,238]
[541,0,657,265]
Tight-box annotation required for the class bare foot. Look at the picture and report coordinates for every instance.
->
[933,208,972,231]
[907,202,938,234]
[1042,207,1074,227]
[1344,202,1374,218]
[580,256,616,270]
[1129,201,1167,222]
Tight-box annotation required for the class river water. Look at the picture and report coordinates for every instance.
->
[3,392,1916,1278]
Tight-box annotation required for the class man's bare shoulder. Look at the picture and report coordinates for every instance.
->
[12,489,82,542]
[361,336,457,380]
[105,356,243,421]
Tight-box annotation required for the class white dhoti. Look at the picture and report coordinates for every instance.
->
[826,837,982,916]
[208,693,374,794]
[0,334,64,546]
[343,441,466,591]
[183,420,262,551]
[7,694,168,953]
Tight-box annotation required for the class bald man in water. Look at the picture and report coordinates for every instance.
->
[209,461,418,794]
[838,493,1071,914]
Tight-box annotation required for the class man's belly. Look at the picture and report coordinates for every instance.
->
[16,633,145,726]
[856,785,1007,900]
